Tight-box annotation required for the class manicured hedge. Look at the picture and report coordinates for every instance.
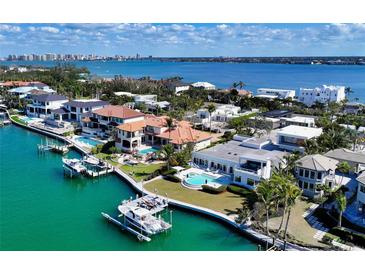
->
[164,174,181,183]
[329,227,365,248]
[227,184,250,195]
[201,184,227,194]
[161,169,177,176]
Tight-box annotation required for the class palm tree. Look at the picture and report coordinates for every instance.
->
[283,183,301,250]
[256,179,278,237]
[164,116,175,143]
[335,191,347,227]
[238,81,245,89]
[159,144,175,170]
[206,103,216,133]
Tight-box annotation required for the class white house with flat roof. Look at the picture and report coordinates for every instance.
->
[276,125,323,152]
[298,85,346,106]
[295,154,339,198]
[256,88,296,99]
[196,104,241,124]
[280,116,316,128]
[192,136,288,190]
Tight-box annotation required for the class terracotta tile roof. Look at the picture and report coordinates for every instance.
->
[145,114,169,128]
[117,120,146,132]
[93,105,144,119]
[156,125,211,145]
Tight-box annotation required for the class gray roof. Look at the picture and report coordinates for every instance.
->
[51,107,69,114]
[33,94,67,102]
[357,172,365,184]
[325,148,365,165]
[296,154,338,171]
[194,140,288,167]
[64,100,109,108]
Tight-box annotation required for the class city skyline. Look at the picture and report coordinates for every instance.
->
[1,23,365,57]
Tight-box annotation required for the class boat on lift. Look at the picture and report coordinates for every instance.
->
[62,158,86,176]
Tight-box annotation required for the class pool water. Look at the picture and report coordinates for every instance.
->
[75,136,103,147]
[138,147,159,155]
[186,173,231,186]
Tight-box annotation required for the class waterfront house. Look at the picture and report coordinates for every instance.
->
[191,82,216,90]
[26,94,68,119]
[192,135,288,190]
[256,88,296,99]
[295,154,339,198]
[63,99,109,122]
[298,85,346,106]
[81,105,145,138]
[115,115,212,152]
[324,148,365,174]
[356,172,365,214]
[276,125,323,152]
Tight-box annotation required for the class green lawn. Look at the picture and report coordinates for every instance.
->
[120,163,165,181]
[144,179,244,215]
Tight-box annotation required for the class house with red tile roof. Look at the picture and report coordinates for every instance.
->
[115,114,212,152]
[81,105,144,138]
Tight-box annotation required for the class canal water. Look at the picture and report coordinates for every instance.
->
[0,125,257,251]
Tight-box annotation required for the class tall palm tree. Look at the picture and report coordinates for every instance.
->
[335,191,347,227]
[256,179,278,237]
[283,183,301,250]
[164,116,175,143]
[269,172,296,245]
[238,81,245,89]
[207,103,216,133]
[159,144,175,170]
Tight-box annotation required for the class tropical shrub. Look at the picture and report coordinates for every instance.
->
[164,174,181,183]
[329,227,365,248]
[201,184,227,194]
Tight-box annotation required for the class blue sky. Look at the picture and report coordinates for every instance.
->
[0,23,364,57]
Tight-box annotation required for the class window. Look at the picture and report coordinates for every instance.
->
[317,172,322,180]
[304,170,309,178]
[304,182,308,189]
[309,183,314,190]
[310,171,315,179]
[229,167,233,173]
[247,179,255,186]
[235,176,241,183]
[298,180,303,188]
[360,185,365,193]
[299,169,304,177]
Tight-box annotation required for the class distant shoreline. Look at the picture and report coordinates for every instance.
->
[2,56,365,65]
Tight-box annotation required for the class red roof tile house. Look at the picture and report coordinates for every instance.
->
[81,105,145,139]
[115,114,212,153]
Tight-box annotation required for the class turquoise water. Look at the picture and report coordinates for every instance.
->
[0,125,257,250]
[2,60,365,102]
[75,136,103,147]
[138,147,159,155]
[186,173,231,186]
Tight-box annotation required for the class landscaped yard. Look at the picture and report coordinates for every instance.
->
[119,163,165,181]
[144,178,244,215]
[266,199,327,248]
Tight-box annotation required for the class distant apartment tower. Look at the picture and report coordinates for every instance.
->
[298,85,346,106]
[256,88,296,99]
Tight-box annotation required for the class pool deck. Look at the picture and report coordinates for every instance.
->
[9,115,311,251]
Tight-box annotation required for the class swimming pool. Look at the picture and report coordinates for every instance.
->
[184,172,231,188]
[138,147,159,155]
[75,136,103,147]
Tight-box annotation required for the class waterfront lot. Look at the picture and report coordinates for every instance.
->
[144,179,243,216]
[266,199,327,248]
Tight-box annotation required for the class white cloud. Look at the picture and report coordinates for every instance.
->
[0,24,21,32]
